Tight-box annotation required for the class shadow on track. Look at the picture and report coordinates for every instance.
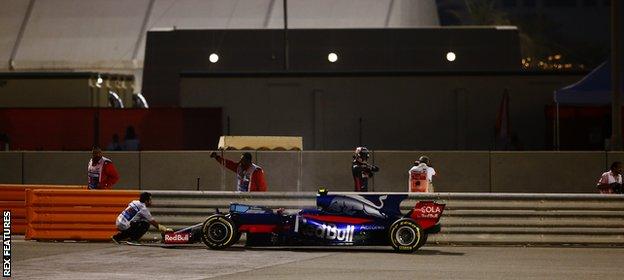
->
[157,244,465,255]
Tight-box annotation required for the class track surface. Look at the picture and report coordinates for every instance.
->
[10,238,624,280]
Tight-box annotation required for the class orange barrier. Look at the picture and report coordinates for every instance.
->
[26,189,139,241]
[0,184,86,234]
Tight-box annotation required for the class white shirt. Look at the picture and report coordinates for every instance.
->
[116,200,153,231]
[87,156,111,189]
[597,171,622,186]
[409,163,436,182]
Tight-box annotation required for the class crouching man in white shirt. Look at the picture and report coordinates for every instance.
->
[597,161,623,194]
[112,192,171,244]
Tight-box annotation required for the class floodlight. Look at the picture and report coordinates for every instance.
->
[96,75,103,88]
[209,53,219,63]
[446,52,456,62]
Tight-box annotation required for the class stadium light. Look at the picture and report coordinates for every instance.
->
[209,53,219,63]
[96,75,103,88]
[446,51,456,62]
[108,90,124,108]
[328,52,338,63]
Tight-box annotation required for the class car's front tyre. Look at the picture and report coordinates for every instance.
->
[201,214,238,249]
[389,218,424,253]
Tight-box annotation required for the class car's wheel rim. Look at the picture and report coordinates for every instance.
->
[396,226,417,246]
[208,222,229,242]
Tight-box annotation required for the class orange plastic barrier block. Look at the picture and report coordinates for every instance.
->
[27,189,139,207]
[28,211,122,224]
[0,201,26,218]
[27,229,120,241]
[1,184,86,200]
[25,189,139,241]
[12,223,26,234]
[1,184,86,235]
[29,223,118,231]
[28,206,125,215]
[0,189,26,201]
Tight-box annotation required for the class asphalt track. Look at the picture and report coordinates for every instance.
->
[9,238,624,280]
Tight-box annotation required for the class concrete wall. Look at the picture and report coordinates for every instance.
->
[0,152,22,184]
[107,152,140,190]
[301,151,354,192]
[373,151,491,192]
[0,74,135,108]
[180,74,583,151]
[490,152,605,193]
[607,152,624,169]
[0,78,90,108]
[0,150,613,193]
[22,151,88,185]
[9,151,139,188]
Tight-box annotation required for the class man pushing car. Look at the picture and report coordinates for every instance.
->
[112,192,172,244]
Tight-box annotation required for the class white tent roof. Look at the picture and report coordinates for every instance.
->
[218,136,303,150]
[1,0,440,91]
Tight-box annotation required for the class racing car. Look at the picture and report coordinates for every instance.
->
[163,190,445,252]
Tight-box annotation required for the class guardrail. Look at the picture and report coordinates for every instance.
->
[25,189,139,240]
[19,189,624,245]
[0,184,86,234]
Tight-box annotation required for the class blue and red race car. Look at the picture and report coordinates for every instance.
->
[164,190,445,253]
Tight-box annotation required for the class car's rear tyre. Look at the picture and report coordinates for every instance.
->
[389,218,423,253]
[416,232,428,249]
[201,215,238,249]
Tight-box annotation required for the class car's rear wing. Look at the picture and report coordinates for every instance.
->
[408,201,446,230]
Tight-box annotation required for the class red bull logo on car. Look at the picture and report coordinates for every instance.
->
[302,223,355,242]
[164,232,190,244]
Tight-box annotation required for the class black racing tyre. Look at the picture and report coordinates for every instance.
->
[416,233,428,249]
[201,215,238,249]
[389,218,424,253]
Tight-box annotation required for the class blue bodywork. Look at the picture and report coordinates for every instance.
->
[173,193,443,247]
[227,194,425,246]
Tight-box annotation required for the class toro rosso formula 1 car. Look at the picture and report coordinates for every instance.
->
[164,191,445,253]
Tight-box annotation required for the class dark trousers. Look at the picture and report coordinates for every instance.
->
[113,221,150,241]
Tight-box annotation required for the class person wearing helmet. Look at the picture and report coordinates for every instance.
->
[351,147,379,192]
[409,155,437,192]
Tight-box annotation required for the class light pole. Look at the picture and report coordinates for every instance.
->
[283,0,289,71]
[611,0,622,150]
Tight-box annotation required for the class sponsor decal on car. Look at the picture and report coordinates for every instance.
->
[358,224,385,231]
[415,203,443,219]
[164,232,190,244]
[302,223,355,242]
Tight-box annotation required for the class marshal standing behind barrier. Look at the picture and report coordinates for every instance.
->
[210,152,267,192]
[597,161,623,194]
[87,146,119,190]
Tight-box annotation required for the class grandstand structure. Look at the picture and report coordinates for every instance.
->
[0,0,596,150]
[1,0,440,90]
